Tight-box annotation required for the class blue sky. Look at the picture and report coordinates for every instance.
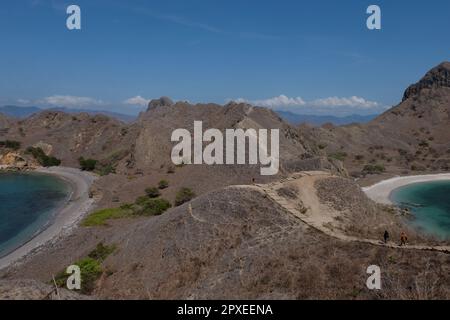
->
[0,0,449,116]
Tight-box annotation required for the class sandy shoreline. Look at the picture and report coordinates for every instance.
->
[363,173,450,205]
[0,167,97,270]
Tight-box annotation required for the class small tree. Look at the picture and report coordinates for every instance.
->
[158,180,169,189]
[25,146,61,167]
[79,157,97,171]
[175,187,196,206]
[139,198,171,216]
[145,187,160,198]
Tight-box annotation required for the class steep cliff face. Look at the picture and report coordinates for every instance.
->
[403,62,450,101]
[309,62,450,176]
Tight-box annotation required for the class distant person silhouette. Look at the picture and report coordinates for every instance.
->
[383,230,389,244]
[400,232,408,246]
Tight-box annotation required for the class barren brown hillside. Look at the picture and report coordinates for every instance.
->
[2,174,448,299]
[304,62,450,177]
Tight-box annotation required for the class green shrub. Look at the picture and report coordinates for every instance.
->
[25,146,61,167]
[136,198,171,216]
[54,257,102,294]
[362,164,385,174]
[96,164,115,176]
[54,245,116,295]
[79,157,97,171]
[158,180,169,189]
[175,187,196,206]
[135,196,149,205]
[0,140,21,150]
[328,152,347,161]
[145,187,160,198]
[88,242,116,262]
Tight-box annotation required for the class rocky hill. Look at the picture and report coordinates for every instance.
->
[2,65,449,299]
[305,62,450,177]
[0,99,343,213]
[3,173,448,299]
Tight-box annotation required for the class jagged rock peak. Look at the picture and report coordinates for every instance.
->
[147,96,174,111]
[403,61,450,101]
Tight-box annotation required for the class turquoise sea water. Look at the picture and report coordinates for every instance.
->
[0,172,70,258]
[390,181,450,240]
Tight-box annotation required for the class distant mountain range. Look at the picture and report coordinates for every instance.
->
[1,105,378,126]
[276,111,378,126]
[0,105,136,123]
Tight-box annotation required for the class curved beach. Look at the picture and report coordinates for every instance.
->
[0,167,97,270]
[363,173,450,205]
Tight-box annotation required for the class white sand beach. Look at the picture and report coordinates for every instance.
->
[0,167,97,270]
[363,173,450,205]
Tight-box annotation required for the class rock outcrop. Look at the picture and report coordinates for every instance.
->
[403,62,450,101]
[147,96,174,110]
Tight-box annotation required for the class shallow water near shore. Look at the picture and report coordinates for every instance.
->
[0,172,70,258]
[390,180,450,240]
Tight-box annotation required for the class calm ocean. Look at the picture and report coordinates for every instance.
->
[391,180,450,240]
[0,172,70,257]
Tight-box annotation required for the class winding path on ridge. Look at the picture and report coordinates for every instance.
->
[248,171,450,254]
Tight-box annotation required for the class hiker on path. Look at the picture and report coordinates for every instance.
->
[400,232,408,246]
[383,230,389,244]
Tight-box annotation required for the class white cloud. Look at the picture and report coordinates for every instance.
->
[309,96,379,109]
[123,96,150,107]
[231,94,383,112]
[234,95,306,108]
[40,95,105,108]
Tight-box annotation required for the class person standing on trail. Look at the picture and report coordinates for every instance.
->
[383,230,389,244]
[400,232,408,246]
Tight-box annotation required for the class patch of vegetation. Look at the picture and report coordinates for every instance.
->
[88,242,117,262]
[158,180,169,189]
[25,147,61,167]
[78,157,97,171]
[328,152,348,161]
[82,207,132,226]
[362,164,385,174]
[83,194,172,226]
[54,243,116,294]
[145,187,161,198]
[134,198,172,216]
[411,164,426,171]
[175,187,196,206]
[0,140,21,150]
[96,163,116,176]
